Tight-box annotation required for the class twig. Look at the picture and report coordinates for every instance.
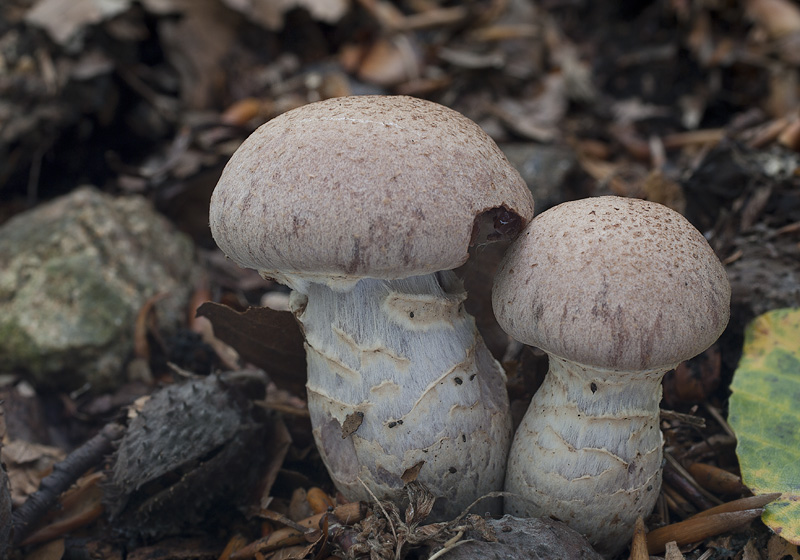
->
[704,404,737,438]
[358,477,398,548]
[12,423,125,544]
[664,452,723,506]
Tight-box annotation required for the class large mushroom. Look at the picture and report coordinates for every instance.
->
[492,196,730,555]
[209,95,534,518]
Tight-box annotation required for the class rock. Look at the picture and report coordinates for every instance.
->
[500,143,577,211]
[0,186,197,391]
[434,515,603,560]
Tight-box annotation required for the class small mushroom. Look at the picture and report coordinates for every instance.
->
[492,196,730,556]
[209,95,534,519]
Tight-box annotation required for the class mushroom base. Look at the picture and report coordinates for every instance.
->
[293,271,511,520]
[504,355,667,557]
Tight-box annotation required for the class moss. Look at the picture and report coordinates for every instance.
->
[0,318,44,374]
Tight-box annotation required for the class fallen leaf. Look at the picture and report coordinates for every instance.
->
[746,0,800,38]
[341,411,364,439]
[220,0,349,31]
[728,308,800,545]
[401,461,425,484]
[25,0,132,46]
[2,440,65,506]
[197,303,306,397]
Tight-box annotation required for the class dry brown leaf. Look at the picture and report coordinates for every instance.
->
[664,541,686,560]
[778,118,800,151]
[156,0,238,109]
[743,537,766,560]
[219,534,249,560]
[2,440,65,506]
[401,460,425,484]
[220,0,349,31]
[768,533,800,559]
[25,0,132,46]
[491,74,567,142]
[307,488,335,515]
[747,0,800,38]
[340,411,364,439]
[23,538,65,560]
[127,538,224,560]
[288,488,313,522]
[358,36,420,87]
[196,303,306,397]
[642,170,687,214]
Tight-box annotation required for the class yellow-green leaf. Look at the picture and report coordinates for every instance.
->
[728,308,800,545]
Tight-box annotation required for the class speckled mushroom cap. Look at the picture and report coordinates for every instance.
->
[209,95,534,291]
[492,196,730,372]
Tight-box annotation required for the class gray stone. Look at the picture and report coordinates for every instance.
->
[0,186,197,391]
[500,143,577,211]
[434,515,603,560]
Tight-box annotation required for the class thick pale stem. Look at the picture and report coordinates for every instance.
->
[292,271,511,520]
[504,355,668,556]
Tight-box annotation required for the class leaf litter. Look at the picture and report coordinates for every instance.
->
[2,0,800,558]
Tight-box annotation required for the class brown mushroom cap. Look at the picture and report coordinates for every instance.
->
[209,95,534,288]
[492,196,730,372]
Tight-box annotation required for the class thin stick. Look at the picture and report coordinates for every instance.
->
[358,477,398,547]
[704,404,737,438]
[664,452,723,506]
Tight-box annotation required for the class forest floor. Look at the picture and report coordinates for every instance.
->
[1,0,800,559]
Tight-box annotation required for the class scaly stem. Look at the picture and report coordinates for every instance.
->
[292,271,511,520]
[504,355,666,556]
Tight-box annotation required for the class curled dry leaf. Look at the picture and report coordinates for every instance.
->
[220,0,350,31]
[196,303,306,397]
[25,0,132,46]
[746,0,800,38]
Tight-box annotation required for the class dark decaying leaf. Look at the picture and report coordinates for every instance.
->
[106,373,290,538]
[196,303,307,397]
[340,411,363,439]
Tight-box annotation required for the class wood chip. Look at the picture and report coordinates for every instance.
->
[647,508,765,554]
[341,411,364,439]
[401,460,426,484]
[628,516,649,560]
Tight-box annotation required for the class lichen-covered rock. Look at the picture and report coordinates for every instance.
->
[106,373,277,538]
[0,186,197,391]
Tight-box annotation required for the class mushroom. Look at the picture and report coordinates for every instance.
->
[209,95,534,519]
[492,196,730,555]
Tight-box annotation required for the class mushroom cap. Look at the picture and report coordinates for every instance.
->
[209,95,534,291]
[492,196,730,372]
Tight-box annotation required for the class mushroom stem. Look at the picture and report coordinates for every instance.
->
[504,355,666,556]
[291,271,511,520]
